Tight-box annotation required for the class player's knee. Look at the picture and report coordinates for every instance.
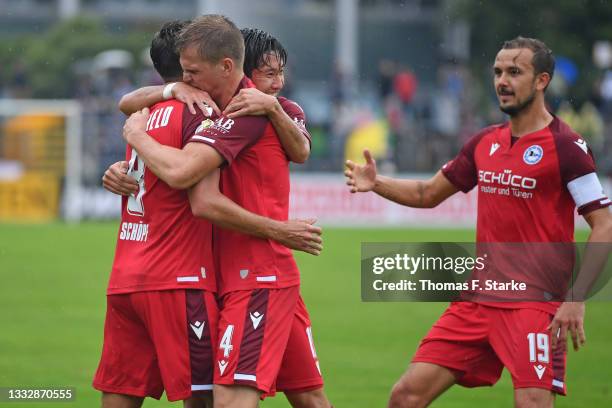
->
[183,393,212,408]
[388,379,428,408]
[514,388,554,408]
[101,392,144,408]
[213,385,259,408]
[285,387,331,408]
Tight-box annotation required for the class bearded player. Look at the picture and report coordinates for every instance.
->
[345,37,612,407]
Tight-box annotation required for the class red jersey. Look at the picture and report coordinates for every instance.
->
[442,116,610,313]
[187,77,300,296]
[277,96,312,150]
[108,100,216,294]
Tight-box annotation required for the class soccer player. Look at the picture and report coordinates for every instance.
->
[105,25,331,408]
[94,20,321,408]
[115,29,310,165]
[93,21,219,408]
[345,37,612,407]
[121,16,330,408]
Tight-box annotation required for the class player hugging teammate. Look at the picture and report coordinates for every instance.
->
[95,16,333,408]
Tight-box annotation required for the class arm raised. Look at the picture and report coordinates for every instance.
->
[345,149,459,208]
[119,82,220,116]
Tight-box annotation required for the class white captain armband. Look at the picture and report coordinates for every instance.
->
[567,172,611,212]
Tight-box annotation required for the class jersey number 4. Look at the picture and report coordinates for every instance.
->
[127,149,146,216]
[220,325,234,358]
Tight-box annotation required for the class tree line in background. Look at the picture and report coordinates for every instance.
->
[448,0,612,105]
[1,0,611,103]
[1,18,150,98]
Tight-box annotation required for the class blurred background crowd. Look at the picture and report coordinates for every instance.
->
[1,0,612,190]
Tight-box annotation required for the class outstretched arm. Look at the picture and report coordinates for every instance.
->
[189,169,323,255]
[118,82,220,116]
[224,88,310,163]
[345,149,459,208]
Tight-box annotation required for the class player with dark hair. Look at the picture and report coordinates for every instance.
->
[346,36,612,407]
[241,27,287,79]
[120,15,330,408]
[149,20,188,81]
[114,26,309,168]
[94,18,322,408]
[93,19,218,408]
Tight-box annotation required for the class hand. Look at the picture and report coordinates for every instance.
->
[344,149,377,193]
[102,161,138,196]
[224,88,277,118]
[172,82,220,116]
[273,218,323,256]
[548,301,586,351]
[123,108,150,145]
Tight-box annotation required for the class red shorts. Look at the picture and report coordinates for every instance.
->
[413,302,567,395]
[93,289,218,401]
[214,287,324,394]
[273,295,324,394]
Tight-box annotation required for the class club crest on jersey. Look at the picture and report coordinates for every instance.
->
[195,119,214,134]
[523,145,543,165]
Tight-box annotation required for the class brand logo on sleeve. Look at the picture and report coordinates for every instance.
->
[574,139,588,154]
[523,145,543,165]
[293,117,306,129]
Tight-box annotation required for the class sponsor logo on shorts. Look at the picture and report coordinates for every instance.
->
[533,364,546,379]
[190,321,205,340]
[249,312,264,330]
[218,360,228,376]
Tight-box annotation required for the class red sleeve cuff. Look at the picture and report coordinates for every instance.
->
[577,197,611,215]
[441,164,473,193]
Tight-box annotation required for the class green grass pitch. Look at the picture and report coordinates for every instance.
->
[0,223,609,407]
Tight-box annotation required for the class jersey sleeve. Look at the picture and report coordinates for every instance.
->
[441,128,490,193]
[181,108,206,148]
[278,97,311,144]
[186,115,269,165]
[555,131,611,215]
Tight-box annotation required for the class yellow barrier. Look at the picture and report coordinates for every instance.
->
[0,173,60,221]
